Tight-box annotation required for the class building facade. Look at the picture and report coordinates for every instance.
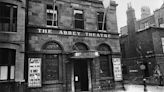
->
[120,4,164,81]
[0,0,26,92]
[25,0,121,92]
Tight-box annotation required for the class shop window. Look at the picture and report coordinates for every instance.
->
[46,4,58,27]
[74,9,84,29]
[0,2,17,32]
[0,48,15,80]
[98,44,112,77]
[97,12,106,31]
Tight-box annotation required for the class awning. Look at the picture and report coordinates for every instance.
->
[70,50,99,59]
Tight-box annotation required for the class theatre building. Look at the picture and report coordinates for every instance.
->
[26,0,121,92]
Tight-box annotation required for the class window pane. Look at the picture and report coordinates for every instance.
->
[53,21,57,26]
[43,54,59,82]
[97,12,104,22]
[0,5,10,17]
[47,21,52,26]
[100,55,110,77]
[13,7,17,18]
[10,66,15,79]
[74,13,83,19]
[0,66,8,80]
[75,20,84,29]
[47,5,53,10]
[47,13,53,20]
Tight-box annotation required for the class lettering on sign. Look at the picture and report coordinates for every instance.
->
[112,58,122,81]
[32,28,114,38]
[28,58,42,87]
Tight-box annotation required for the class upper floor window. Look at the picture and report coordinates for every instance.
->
[97,12,106,31]
[46,4,58,27]
[74,9,84,29]
[158,18,164,27]
[144,22,149,28]
[0,2,17,32]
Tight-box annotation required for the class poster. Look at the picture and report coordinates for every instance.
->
[28,58,42,87]
[112,58,123,81]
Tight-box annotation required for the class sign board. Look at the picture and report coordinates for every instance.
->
[28,28,119,39]
[112,58,122,81]
[28,58,42,87]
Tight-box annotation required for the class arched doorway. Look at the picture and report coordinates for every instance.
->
[72,42,90,91]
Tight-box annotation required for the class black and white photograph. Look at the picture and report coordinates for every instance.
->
[0,0,164,92]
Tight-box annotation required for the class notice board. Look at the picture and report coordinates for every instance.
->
[28,58,42,87]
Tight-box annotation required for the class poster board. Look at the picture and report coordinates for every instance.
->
[28,58,42,87]
[112,58,123,81]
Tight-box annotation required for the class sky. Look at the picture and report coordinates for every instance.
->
[115,0,164,32]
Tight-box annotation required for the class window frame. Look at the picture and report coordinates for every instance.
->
[0,48,16,81]
[74,9,84,29]
[46,4,58,27]
[0,2,17,32]
[97,12,107,31]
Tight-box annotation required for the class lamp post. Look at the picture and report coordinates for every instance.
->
[102,0,110,31]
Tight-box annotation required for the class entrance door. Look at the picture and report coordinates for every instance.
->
[74,60,88,92]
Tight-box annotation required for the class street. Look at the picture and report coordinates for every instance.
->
[103,84,164,92]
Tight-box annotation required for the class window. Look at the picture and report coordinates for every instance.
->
[0,48,15,80]
[42,42,62,83]
[0,2,17,32]
[46,4,58,27]
[97,12,106,31]
[98,44,112,77]
[99,55,110,77]
[74,10,84,29]
[158,18,164,27]
[43,54,59,82]
[161,38,164,53]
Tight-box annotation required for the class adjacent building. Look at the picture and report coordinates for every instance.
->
[0,0,26,92]
[25,0,121,92]
[120,3,164,80]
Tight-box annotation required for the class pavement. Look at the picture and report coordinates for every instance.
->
[102,84,164,92]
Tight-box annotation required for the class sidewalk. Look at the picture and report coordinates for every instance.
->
[102,84,164,92]
[123,76,163,86]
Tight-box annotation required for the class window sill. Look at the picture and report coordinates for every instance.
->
[0,80,15,83]
[100,77,113,80]
[42,80,63,85]
[98,30,107,32]
[0,31,17,34]
[46,26,58,28]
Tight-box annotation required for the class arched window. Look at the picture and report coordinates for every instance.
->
[42,41,62,50]
[97,44,111,51]
[97,44,112,77]
[42,41,62,83]
[72,42,88,51]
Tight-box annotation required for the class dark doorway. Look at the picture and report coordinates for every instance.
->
[144,63,149,77]
[74,60,88,91]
